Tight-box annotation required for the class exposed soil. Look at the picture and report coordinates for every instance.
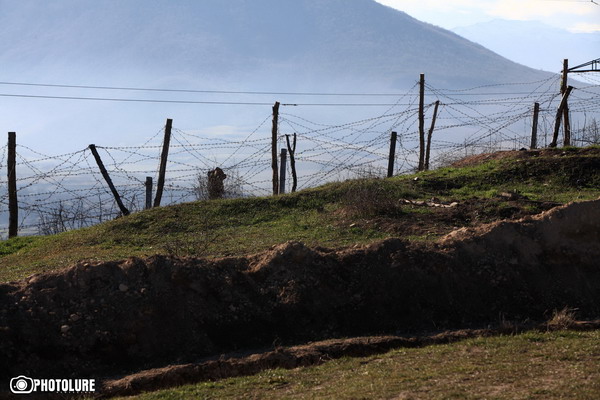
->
[0,198,599,397]
[99,319,600,398]
[341,196,560,239]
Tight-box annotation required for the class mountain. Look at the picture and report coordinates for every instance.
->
[0,0,560,154]
[0,0,553,89]
[453,20,600,73]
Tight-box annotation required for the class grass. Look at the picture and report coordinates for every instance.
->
[5,147,600,398]
[1,147,600,283]
[112,330,600,400]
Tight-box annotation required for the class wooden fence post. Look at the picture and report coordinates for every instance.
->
[387,131,397,178]
[88,144,130,216]
[530,102,540,150]
[145,177,153,210]
[153,118,172,207]
[418,73,426,171]
[425,100,440,171]
[7,132,18,238]
[272,102,280,196]
[561,59,571,146]
[279,148,287,194]
[550,86,574,148]
[285,133,298,193]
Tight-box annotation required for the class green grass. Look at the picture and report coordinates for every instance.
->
[1,148,599,283]
[113,330,600,400]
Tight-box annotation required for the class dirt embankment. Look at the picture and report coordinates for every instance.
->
[0,199,599,387]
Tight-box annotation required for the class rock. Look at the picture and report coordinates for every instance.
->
[60,325,70,334]
[119,284,129,292]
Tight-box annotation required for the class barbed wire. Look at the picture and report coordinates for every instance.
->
[0,77,598,238]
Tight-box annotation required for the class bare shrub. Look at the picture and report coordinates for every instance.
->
[546,307,578,330]
[573,118,600,146]
[351,164,386,179]
[36,199,108,235]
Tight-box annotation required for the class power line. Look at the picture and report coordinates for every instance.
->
[0,81,411,97]
[0,78,576,98]
[0,93,416,107]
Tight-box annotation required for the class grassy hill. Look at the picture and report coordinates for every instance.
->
[1,146,600,399]
[2,146,599,283]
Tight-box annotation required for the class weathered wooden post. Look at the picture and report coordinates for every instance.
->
[561,59,571,146]
[285,133,298,193]
[418,73,426,171]
[279,148,287,194]
[145,177,153,210]
[425,100,440,171]
[272,102,280,196]
[154,118,172,207]
[530,102,540,150]
[89,144,130,216]
[387,131,397,178]
[550,86,573,148]
[7,132,18,238]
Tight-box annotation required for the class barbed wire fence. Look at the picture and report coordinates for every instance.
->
[0,75,598,239]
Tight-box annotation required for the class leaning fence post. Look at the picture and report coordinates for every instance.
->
[8,132,18,238]
[425,100,440,171]
[145,177,153,210]
[387,131,397,178]
[88,144,130,216]
[154,118,173,207]
[550,86,573,148]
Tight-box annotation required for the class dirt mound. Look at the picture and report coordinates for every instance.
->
[1,199,599,387]
[441,197,600,265]
[99,319,600,398]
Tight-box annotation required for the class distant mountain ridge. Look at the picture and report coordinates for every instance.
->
[452,20,600,73]
[0,0,554,89]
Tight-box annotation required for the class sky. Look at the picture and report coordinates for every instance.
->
[375,0,600,32]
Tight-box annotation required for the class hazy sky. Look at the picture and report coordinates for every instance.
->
[375,0,600,32]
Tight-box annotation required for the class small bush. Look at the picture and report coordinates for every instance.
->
[547,307,577,330]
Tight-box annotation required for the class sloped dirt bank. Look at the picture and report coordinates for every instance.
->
[0,199,599,388]
[98,319,600,398]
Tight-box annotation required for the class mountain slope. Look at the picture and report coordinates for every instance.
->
[453,19,600,73]
[0,0,552,88]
